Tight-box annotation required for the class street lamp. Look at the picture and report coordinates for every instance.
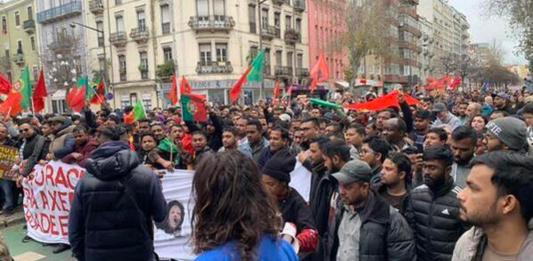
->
[70,22,109,97]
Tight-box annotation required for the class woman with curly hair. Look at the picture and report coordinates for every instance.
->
[191,151,298,261]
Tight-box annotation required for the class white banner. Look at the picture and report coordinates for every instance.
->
[22,161,86,244]
[154,170,197,260]
[289,158,312,202]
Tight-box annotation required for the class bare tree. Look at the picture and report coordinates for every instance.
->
[43,29,84,92]
[484,0,533,71]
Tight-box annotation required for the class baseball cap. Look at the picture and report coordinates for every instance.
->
[431,103,447,113]
[496,92,511,100]
[332,160,372,184]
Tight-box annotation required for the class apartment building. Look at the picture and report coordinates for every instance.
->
[0,0,39,83]
[85,0,309,108]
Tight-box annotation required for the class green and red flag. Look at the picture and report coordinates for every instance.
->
[181,93,207,122]
[66,85,86,113]
[230,50,265,103]
[90,80,106,105]
[133,100,147,121]
[32,69,47,112]
[18,66,32,110]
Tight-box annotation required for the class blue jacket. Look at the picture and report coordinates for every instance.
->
[195,235,298,261]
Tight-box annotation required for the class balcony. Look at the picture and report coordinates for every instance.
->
[401,58,421,68]
[296,68,309,77]
[188,16,235,33]
[14,53,24,66]
[109,32,127,48]
[89,0,104,15]
[49,40,71,52]
[383,74,408,83]
[401,0,419,5]
[130,28,149,44]
[275,66,293,78]
[293,0,306,12]
[37,1,82,24]
[398,40,421,53]
[272,0,285,5]
[261,26,276,41]
[196,61,233,74]
[23,19,35,34]
[284,29,301,44]
[399,7,417,19]
[400,23,422,38]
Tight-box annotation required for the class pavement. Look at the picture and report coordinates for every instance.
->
[0,208,74,261]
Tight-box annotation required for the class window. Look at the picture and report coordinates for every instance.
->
[30,36,35,50]
[142,93,152,110]
[98,57,105,72]
[248,5,256,33]
[115,0,122,5]
[275,50,282,66]
[163,47,173,62]
[17,41,22,53]
[27,6,33,20]
[161,5,171,34]
[197,0,209,18]
[287,51,293,69]
[215,43,227,62]
[1,17,6,34]
[137,10,146,31]
[285,15,292,30]
[296,18,301,32]
[15,11,20,26]
[115,15,124,32]
[249,46,258,63]
[261,9,268,29]
[274,12,280,28]
[118,55,127,81]
[213,0,225,19]
[297,54,303,68]
[264,48,271,75]
[96,21,104,47]
[199,43,211,65]
[140,51,148,79]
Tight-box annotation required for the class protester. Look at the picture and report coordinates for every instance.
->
[344,123,366,160]
[69,126,167,261]
[191,151,298,260]
[239,119,269,163]
[328,159,416,261]
[360,136,391,184]
[423,127,448,149]
[453,152,533,260]
[374,152,412,214]
[431,102,462,131]
[449,126,477,188]
[485,116,528,153]
[258,126,292,168]
[406,145,467,261]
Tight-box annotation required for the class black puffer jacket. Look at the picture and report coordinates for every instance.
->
[328,190,416,261]
[69,141,167,261]
[406,179,467,261]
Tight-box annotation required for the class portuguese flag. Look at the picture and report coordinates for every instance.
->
[181,93,207,122]
[19,66,32,110]
[230,50,265,103]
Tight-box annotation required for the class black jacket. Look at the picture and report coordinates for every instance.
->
[69,141,167,261]
[328,190,416,261]
[280,188,316,232]
[21,134,48,177]
[374,182,410,215]
[406,179,467,261]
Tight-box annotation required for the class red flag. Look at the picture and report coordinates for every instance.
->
[344,91,420,112]
[273,80,282,99]
[124,111,135,125]
[0,73,12,94]
[180,76,192,95]
[449,76,462,90]
[32,70,47,112]
[90,80,106,105]
[230,66,252,103]
[168,75,179,105]
[0,90,22,117]
[66,86,86,113]
[310,53,330,92]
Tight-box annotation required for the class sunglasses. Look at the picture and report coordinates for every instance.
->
[19,128,31,133]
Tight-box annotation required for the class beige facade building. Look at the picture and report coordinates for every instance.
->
[418,0,470,77]
[85,0,309,109]
[0,0,39,83]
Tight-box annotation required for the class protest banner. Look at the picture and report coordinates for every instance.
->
[289,158,312,202]
[154,169,196,260]
[22,161,85,244]
[0,145,18,180]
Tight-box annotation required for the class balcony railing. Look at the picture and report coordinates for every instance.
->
[188,16,235,33]
[261,26,276,40]
[284,29,300,44]
[14,53,24,65]
[109,32,127,47]
[196,61,233,74]
[293,0,306,12]
[296,68,309,77]
[89,0,104,15]
[23,19,35,34]
[37,1,82,24]
[400,23,422,38]
[399,7,417,19]
[162,22,171,34]
[398,40,421,53]
[130,28,149,44]
[272,0,285,5]
[275,66,293,77]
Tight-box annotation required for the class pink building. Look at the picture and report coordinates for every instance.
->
[307,0,349,81]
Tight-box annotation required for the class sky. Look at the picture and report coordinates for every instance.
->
[448,0,527,65]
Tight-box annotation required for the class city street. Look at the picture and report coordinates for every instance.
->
[1,222,73,261]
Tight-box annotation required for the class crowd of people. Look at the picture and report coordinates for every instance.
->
[0,87,532,261]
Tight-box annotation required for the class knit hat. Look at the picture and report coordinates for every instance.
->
[262,149,296,183]
[485,117,527,151]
